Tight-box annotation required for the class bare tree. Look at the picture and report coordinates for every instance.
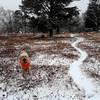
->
[0,7,14,33]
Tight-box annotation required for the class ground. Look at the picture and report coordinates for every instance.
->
[0,32,100,100]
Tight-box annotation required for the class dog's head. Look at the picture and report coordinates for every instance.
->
[18,50,31,70]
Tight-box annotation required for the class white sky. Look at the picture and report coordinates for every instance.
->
[70,0,89,14]
[0,0,89,13]
[0,0,21,10]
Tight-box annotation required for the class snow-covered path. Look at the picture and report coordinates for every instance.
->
[69,37,96,98]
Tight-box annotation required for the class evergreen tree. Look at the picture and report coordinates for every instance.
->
[85,0,100,31]
[20,0,79,37]
[13,10,23,33]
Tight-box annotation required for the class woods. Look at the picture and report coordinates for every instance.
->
[84,0,100,31]
[0,0,79,36]
[0,0,100,35]
[19,0,80,36]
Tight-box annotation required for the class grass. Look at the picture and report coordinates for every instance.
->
[0,32,100,99]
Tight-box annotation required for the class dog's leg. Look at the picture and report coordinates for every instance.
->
[28,66,33,80]
[22,69,27,80]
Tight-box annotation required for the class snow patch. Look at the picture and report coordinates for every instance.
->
[69,37,96,98]
[31,53,72,66]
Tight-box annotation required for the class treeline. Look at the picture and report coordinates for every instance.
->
[0,0,100,36]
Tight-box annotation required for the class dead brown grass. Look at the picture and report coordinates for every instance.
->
[0,34,77,87]
[78,32,100,79]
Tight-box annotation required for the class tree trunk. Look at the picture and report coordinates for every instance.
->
[49,29,53,37]
[49,0,53,37]
[24,22,27,33]
[56,26,60,34]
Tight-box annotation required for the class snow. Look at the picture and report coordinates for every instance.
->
[69,37,96,98]
[88,94,100,100]
[31,53,72,66]
[0,34,100,100]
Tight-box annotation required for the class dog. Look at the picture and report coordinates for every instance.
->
[18,49,31,79]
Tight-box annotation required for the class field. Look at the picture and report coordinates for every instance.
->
[0,32,100,100]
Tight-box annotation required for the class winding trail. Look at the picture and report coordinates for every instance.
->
[69,37,95,98]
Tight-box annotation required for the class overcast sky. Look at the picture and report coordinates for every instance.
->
[70,0,89,13]
[0,0,89,13]
[0,0,21,10]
